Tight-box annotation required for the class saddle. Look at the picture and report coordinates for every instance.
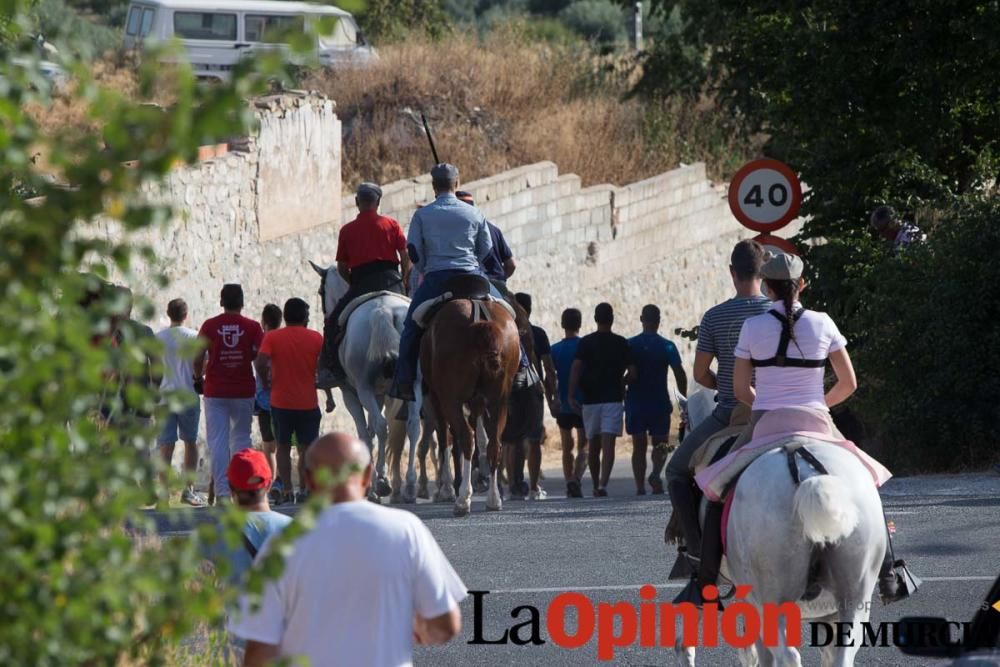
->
[337,291,410,328]
[413,274,515,329]
[664,405,750,548]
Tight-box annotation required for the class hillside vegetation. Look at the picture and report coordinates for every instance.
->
[308,26,750,187]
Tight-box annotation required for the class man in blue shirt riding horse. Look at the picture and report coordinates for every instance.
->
[389,163,506,402]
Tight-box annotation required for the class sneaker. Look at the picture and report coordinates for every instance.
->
[181,488,207,507]
[594,488,608,497]
[648,474,665,495]
[566,480,583,498]
[529,488,547,501]
[268,479,285,505]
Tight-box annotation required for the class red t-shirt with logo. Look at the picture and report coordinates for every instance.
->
[198,313,264,399]
[259,326,324,410]
[335,210,406,270]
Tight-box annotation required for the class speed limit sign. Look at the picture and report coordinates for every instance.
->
[728,159,802,233]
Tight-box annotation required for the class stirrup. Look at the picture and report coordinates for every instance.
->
[880,559,921,605]
[668,547,698,580]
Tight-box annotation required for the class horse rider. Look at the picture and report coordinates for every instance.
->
[317,182,409,388]
[666,240,771,594]
[455,190,537,378]
[389,163,512,402]
[679,252,916,605]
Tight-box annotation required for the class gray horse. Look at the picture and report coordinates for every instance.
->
[309,261,422,502]
[676,404,887,667]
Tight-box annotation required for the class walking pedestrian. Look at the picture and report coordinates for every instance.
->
[156,298,206,506]
[625,304,687,495]
[515,292,556,500]
[550,308,588,498]
[255,304,282,500]
[232,433,466,667]
[568,303,635,497]
[212,449,292,586]
[255,298,323,505]
[194,284,264,503]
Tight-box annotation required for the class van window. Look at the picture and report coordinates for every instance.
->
[245,14,304,43]
[173,12,238,41]
[139,8,155,36]
[126,7,142,36]
[317,16,358,49]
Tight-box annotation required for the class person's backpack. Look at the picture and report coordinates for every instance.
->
[242,532,258,559]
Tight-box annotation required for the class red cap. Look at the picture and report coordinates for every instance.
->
[227,449,272,491]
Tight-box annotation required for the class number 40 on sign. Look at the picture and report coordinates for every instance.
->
[728,158,803,234]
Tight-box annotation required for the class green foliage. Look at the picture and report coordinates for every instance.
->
[0,2,333,662]
[357,0,451,42]
[558,0,626,45]
[31,0,123,59]
[636,0,1000,467]
[847,197,1000,472]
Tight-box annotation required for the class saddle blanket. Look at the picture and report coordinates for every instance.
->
[413,293,516,329]
[338,291,409,327]
[695,407,892,502]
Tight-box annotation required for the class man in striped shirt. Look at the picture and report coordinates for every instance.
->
[666,240,770,601]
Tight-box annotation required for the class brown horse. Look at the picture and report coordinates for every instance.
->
[418,298,520,516]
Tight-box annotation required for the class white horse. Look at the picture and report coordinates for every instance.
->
[676,405,885,667]
[309,261,422,502]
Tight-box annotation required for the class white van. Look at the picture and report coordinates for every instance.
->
[122,0,376,81]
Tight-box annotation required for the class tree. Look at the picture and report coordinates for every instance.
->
[0,3,327,662]
[634,0,1000,468]
[356,0,451,43]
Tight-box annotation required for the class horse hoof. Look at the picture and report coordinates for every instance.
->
[389,492,403,504]
[486,502,502,512]
[417,486,430,500]
[453,504,470,517]
[375,478,392,497]
[367,491,380,504]
[473,478,488,494]
[403,484,417,504]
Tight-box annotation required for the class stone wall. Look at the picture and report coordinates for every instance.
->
[117,92,801,435]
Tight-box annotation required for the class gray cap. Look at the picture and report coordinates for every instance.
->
[761,253,804,280]
[430,163,459,182]
[356,182,382,200]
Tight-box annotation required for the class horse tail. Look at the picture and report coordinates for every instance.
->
[470,321,505,375]
[367,305,401,375]
[793,474,860,545]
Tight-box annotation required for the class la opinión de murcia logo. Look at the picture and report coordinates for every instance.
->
[467,586,995,661]
[469,585,801,661]
[219,324,244,348]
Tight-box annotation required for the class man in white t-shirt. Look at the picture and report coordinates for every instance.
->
[156,298,206,506]
[231,432,467,667]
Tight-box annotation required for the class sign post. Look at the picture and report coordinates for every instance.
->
[728,158,803,254]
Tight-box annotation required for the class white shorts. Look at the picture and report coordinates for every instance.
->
[582,402,624,439]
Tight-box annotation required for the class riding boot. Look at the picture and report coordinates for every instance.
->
[316,319,345,389]
[878,523,921,604]
[698,500,725,600]
[667,478,703,580]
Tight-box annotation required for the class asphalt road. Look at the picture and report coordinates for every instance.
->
[151,469,999,666]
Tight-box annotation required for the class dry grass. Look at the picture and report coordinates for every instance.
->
[24,29,751,189]
[303,28,751,187]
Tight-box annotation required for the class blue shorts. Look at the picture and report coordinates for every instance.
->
[625,407,671,437]
[158,403,201,445]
